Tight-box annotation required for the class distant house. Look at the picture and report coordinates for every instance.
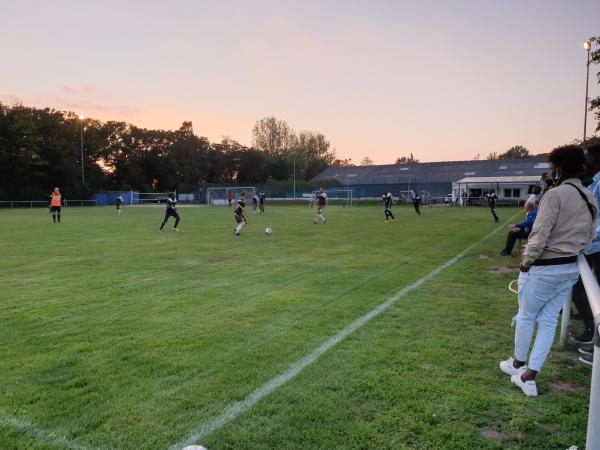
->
[312,157,549,202]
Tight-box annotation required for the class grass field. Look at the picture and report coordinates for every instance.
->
[0,204,593,450]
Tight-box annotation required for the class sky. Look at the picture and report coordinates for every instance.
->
[1,0,599,164]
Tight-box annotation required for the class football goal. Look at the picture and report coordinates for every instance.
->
[138,192,173,205]
[207,187,256,206]
[310,189,354,207]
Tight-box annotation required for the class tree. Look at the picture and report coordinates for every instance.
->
[361,156,374,166]
[252,117,295,155]
[395,153,419,164]
[587,37,600,134]
[487,146,530,160]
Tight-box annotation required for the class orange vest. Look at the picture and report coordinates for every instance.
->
[51,192,61,206]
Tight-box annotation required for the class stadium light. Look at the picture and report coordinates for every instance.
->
[583,40,592,142]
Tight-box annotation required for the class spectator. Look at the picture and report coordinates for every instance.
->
[570,143,600,362]
[499,145,597,397]
[525,185,541,210]
[540,172,554,193]
[499,203,537,256]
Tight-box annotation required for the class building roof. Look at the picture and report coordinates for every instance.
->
[455,175,542,184]
[313,157,549,185]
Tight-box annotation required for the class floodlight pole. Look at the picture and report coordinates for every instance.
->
[583,41,592,143]
[78,115,85,185]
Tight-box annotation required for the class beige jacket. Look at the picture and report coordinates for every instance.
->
[522,178,598,268]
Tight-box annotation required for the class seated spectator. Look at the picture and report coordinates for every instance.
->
[499,145,597,397]
[499,204,537,256]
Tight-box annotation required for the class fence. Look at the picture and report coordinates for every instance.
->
[0,200,97,208]
[567,255,600,449]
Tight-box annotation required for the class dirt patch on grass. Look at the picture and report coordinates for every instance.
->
[489,266,518,275]
[548,380,586,395]
[477,255,490,260]
[479,426,506,442]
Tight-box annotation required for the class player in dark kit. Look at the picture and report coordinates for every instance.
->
[252,193,259,214]
[487,190,499,222]
[382,189,395,222]
[410,189,421,215]
[158,193,180,232]
[234,197,247,235]
[115,195,123,216]
[314,187,327,223]
[259,192,265,213]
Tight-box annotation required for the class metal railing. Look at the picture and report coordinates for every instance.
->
[575,254,600,450]
[0,200,97,208]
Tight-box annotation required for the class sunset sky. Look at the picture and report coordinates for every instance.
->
[1,0,599,163]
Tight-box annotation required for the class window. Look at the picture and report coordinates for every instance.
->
[503,188,521,198]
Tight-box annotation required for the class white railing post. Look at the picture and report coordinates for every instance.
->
[576,254,600,450]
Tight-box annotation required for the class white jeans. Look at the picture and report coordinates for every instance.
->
[514,269,579,372]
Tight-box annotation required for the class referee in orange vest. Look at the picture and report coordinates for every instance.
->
[49,187,62,223]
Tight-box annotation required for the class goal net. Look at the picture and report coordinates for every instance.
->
[310,189,353,207]
[207,187,256,206]
[138,192,173,205]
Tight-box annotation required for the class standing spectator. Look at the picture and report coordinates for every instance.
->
[499,145,597,396]
[540,172,554,193]
[227,190,233,207]
[570,143,600,356]
[525,185,541,210]
[486,190,499,223]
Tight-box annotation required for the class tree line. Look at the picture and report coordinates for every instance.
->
[0,104,347,200]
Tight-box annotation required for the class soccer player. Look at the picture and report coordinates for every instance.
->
[234,197,247,235]
[314,187,327,224]
[49,187,62,223]
[487,190,499,222]
[410,189,421,215]
[158,193,180,232]
[382,189,395,222]
[259,192,265,213]
[115,195,124,216]
[227,190,233,207]
[252,192,259,214]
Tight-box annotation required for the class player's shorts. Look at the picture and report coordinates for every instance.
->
[116,204,121,210]
[165,209,180,219]
[235,214,244,224]
[51,206,61,213]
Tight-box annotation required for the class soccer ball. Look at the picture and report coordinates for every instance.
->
[265,227,272,235]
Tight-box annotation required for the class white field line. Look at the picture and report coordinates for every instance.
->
[169,213,521,450]
[0,409,107,450]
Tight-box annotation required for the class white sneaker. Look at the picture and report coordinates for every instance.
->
[499,357,526,376]
[511,374,537,397]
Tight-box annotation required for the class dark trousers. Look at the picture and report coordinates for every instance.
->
[490,205,499,222]
[413,202,421,215]
[385,209,394,220]
[160,210,180,230]
[571,252,600,335]
[503,229,527,254]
